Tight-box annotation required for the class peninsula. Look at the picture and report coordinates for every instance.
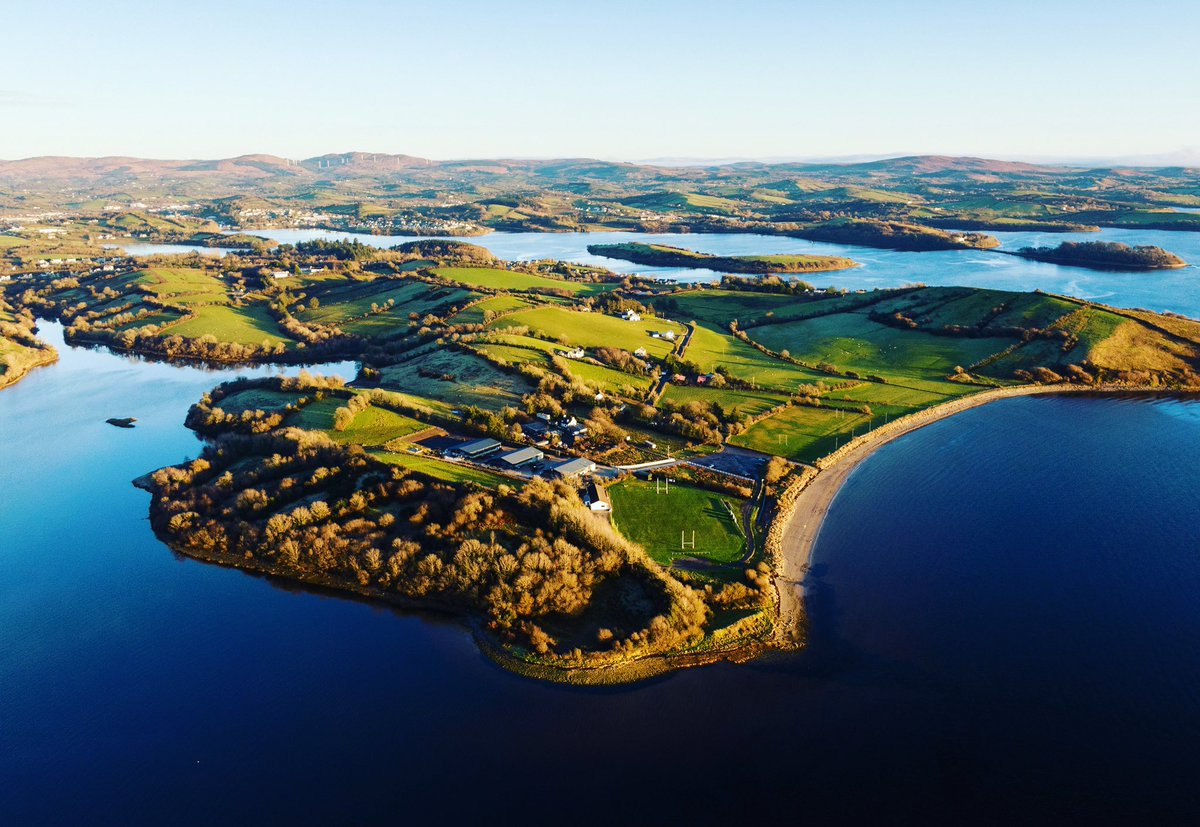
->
[4,154,1200,683]
[587,241,858,273]
[791,219,1000,251]
[7,230,1199,682]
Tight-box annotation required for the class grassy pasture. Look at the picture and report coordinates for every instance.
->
[747,312,1008,393]
[431,266,605,295]
[378,348,531,413]
[451,295,536,324]
[492,306,686,359]
[112,309,186,332]
[609,479,746,565]
[660,289,800,326]
[660,384,790,417]
[369,450,510,488]
[134,268,229,306]
[333,405,427,446]
[869,286,1077,333]
[166,305,293,347]
[686,323,829,392]
[825,381,958,417]
[216,388,305,414]
[299,279,475,335]
[473,334,654,396]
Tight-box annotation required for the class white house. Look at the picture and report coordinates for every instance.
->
[585,481,611,512]
[620,309,642,322]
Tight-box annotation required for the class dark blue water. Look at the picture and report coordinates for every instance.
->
[3,331,1200,823]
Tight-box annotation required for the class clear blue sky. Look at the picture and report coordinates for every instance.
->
[2,0,1197,161]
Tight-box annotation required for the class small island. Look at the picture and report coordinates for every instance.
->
[792,219,1000,251]
[1012,241,1188,271]
[587,242,858,274]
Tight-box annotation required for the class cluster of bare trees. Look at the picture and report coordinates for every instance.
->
[145,429,716,665]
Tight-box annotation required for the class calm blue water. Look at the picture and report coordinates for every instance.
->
[4,340,1200,821]
[118,226,1200,319]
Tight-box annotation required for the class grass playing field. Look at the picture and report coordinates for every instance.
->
[609,478,746,565]
[730,404,874,463]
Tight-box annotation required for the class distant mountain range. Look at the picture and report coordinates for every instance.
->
[2,151,1197,191]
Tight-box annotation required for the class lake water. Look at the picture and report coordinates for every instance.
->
[118,226,1200,319]
[3,324,1200,822]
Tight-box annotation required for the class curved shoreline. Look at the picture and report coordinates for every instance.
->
[770,383,1191,633]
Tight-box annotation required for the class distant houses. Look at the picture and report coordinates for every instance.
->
[557,346,586,359]
[620,309,642,322]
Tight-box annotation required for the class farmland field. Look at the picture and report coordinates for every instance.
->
[369,450,510,488]
[333,404,427,445]
[431,266,607,295]
[609,479,746,565]
[473,334,654,396]
[218,387,306,414]
[660,384,790,417]
[491,306,686,359]
[746,312,1009,392]
[166,305,293,347]
[378,348,531,413]
[134,268,229,306]
[451,295,536,324]
[686,323,829,392]
[298,279,475,336]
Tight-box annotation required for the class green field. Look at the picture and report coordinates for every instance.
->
[686,323,829,392]
[166,305,293,347]
[492,306,686,359]
[659,289,799,326]
[609,479,746,565]
[369,449,510,487]
[334,405,427,445]
[298,279,475,336]
[730,404,874,463]
[378,348,531,414]
[451,295,537,324]
[134,267,229,306]
[431,266,605,295]
[473,334,655,396]
[218,387,306,414]
[746,312,1008,392]
[660,384,790,417]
